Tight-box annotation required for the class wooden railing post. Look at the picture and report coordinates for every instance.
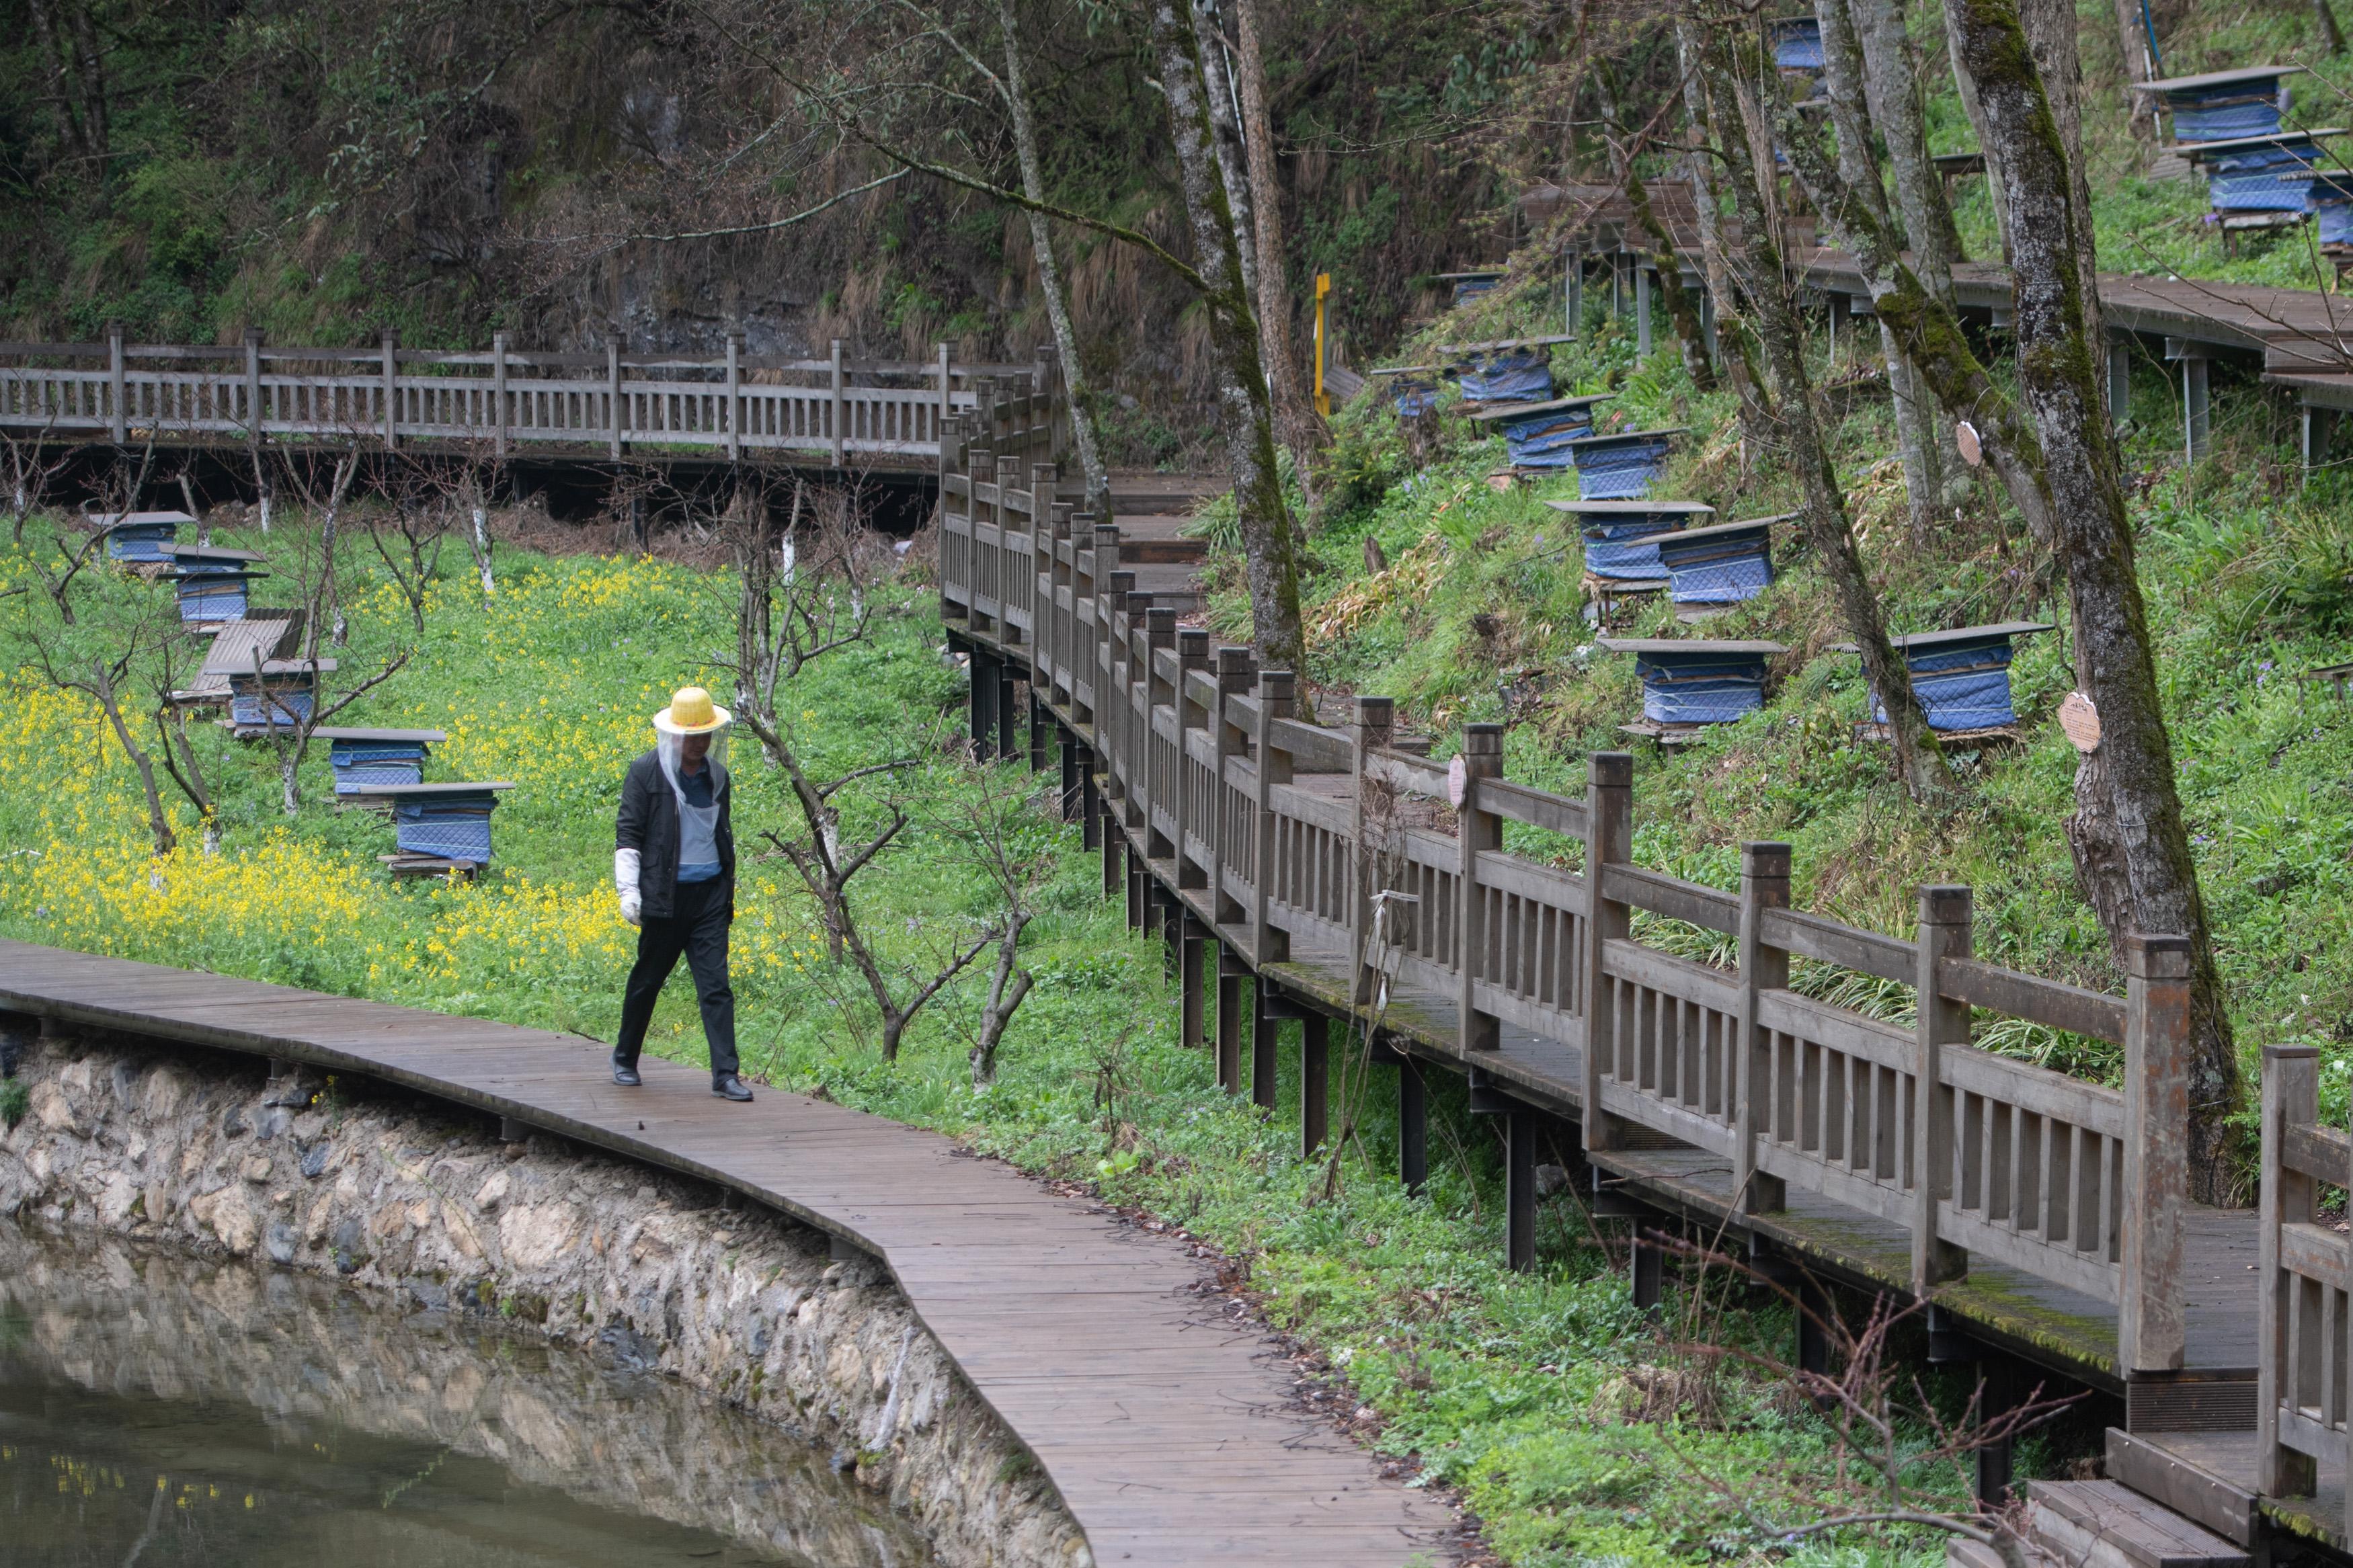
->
[2258,1042,2319,1498]
[1457,723,1505,1052]
[1213,647,1255,932]
[242,327,264,441]
[491,331,510,460]
[107,321,126,446]
[1734,842,1790,1214]
[725,331,742,463]
[1913,884,1971,1290]
[381,329,399,450]
[1351,696,1394,1005]
[830,338,846,467]
[936,340,954,474]
[1144,606,1177,858]
[1176,628,1211,890]
[607,341,623,460]
[2118,930,2191,1374]
[1249,669,1293,964]
[1580,751,1633,1151]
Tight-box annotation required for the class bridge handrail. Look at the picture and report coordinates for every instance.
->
[934,380,2195,1375]
[2259,1045,2352,1538]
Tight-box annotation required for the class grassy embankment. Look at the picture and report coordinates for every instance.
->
[0,512,1949,1567]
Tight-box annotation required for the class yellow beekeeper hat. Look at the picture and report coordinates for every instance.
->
[653,686,731,735]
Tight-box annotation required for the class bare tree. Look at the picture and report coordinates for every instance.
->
[717,479,879,766]
[2,422,72,548]
[280,449,359,655]
[1232,0,1323,470]
[149,637,218,854]
[369,493,449,636]
[930,768,1047,1085]
[25,608,182,858]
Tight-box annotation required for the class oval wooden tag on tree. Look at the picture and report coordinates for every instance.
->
[1447,753,1468,808]
[2059,690,2102,753]
[1955,420,1984,467]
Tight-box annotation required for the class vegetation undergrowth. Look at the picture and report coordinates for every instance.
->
[0,507,2001,1565]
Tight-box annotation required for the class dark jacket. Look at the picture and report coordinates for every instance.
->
[616,750,735,921]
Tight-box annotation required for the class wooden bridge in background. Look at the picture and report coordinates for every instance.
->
[0,329,1055,476]
[936,376,2353,1561]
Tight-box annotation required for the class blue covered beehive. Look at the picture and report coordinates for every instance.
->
[376,782,514,868]
[1601,638,1786,728]
[171,569,263,624]
[2189,131,2336,214]
[1457,349,1553,405]
[316,727,446,796]
[158,542,267,575]
[1470,394,1613,469]
[2136,66,2293,144]
[1847,622,2052,735]
[2309,168,2353,245]
[94,510,192,563]
[1548,499,1714,587]
[1392,378,1438,419]
[1771,16,1825,97]
[225,659,330,733]
[1567,427,1683,501]
[1654,515,1786,610]
[1441,270,1507,306]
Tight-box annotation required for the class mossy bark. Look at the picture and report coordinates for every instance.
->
[1150,0,1308,687]
[1948,0,2239,1199]
[1625,162,1715,391]
[1673,18,1770,463]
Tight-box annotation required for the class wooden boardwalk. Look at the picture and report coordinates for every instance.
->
[0,938,1450,1568]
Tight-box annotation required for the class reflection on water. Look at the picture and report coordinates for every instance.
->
[0,1225,936,1567]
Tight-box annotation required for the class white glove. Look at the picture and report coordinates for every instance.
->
[615,848,643,927]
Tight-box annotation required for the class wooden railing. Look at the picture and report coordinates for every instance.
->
[2258,1044,2351,1534]
[0,330,1051,466]
[938,386,2194,1375]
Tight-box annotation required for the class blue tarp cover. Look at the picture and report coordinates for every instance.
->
[1771,18,1824,71]
[331,738,430,794]
[1451,277,1500,306]
[1573,434,1675,500]
[1870,634,2020,731]
[1580,514,1681,582]
[2206,138,2321,211]
[393,792,497,864]
[175,576,250,622]
[1392,379,1438,418]
[1500,407,1595,467]
[2165,79,2285,142]
[228,684,314,729]
[1636,651,1769,725]
[104,523,177,562]
[1458,351,1553,405]
[1663,550,1771,605]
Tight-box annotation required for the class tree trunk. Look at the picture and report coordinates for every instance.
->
[1626,162,1715,390]
[1948,0,2238,1200]
[1815,0,1950,542]
[23,0,89,161]
[996,0,1112,516]
[1773,97,2063,555]
[1188,0,1258,307]
[93,666,173,858]
[1943,0,2012,261]
[1232,0,1321,469]
[1698,32,1956,807]
[1675,18,1771,460]
[2319,0,2350,56]
[2112,0,2157,134]
[2022,0,2104,361]
[1151,0,1308,684]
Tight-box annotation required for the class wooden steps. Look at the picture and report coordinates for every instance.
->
[1946,1481,2249,1568]
[2106,1429,2258,1548]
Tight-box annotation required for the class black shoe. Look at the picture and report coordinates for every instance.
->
[611,1052,642,1087]
[713,1074,754,1102]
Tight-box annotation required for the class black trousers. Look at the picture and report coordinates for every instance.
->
[615,876,739,1078]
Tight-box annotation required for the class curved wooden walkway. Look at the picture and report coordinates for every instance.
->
[0,938,1448,1568]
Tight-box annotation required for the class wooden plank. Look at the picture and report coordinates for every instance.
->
[1759,906,1913,983]
[0,938,1442,1568]
[1599,938,1741,1009]
[2284,1120,2351,1184]
[1936,954,2128,1044]
[1940,1041,2125,1138]
[1599,864,1739,932]
[1484,778,1588,836]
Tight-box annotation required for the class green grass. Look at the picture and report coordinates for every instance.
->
[0,509,1993,1566]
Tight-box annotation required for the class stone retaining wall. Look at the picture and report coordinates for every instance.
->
[0,1030,1088,1568]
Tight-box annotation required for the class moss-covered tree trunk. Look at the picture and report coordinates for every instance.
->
[1673,18,1771,462]
[1626,162,1715,391]
[1150,0,1308,684]
[1696,29,1955,807]
[1948,0,2238,1200]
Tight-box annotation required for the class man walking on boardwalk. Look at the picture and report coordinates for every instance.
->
[612,686,755,1101]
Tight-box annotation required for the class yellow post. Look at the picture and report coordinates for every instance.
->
[1313,273,1332,417]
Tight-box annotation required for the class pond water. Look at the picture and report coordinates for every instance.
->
[0,1224,938,1567]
